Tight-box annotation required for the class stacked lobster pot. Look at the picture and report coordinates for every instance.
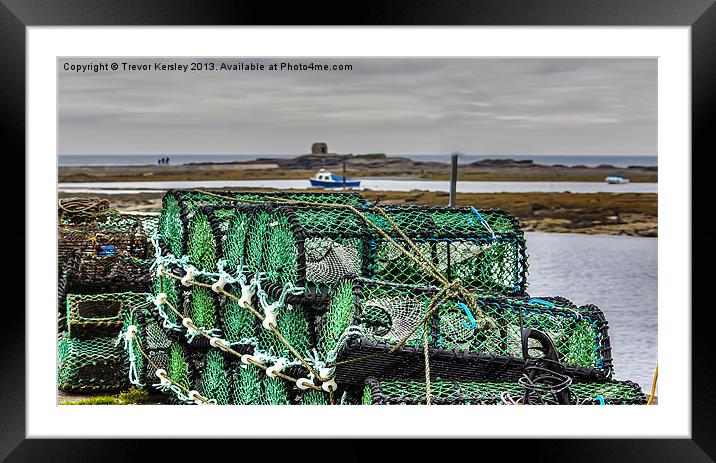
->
[121,189,646,405]
[57,200,157,393]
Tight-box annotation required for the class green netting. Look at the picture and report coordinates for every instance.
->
[233,364,263,404]
[200,350,231,405]
[318,279,356,355]
[58,333,127,392]
[318,278,610,373]
[261,376,289,405]
[187,210,218,271]
[167,343,192,392]
[221,287,258,343]
[158,190,366,258]
[246,210,271,274]
[263,213,300,285]
[365,206,526,294]
[257,301,312,360]
[154,274,181,325]
[362,378,646,405]
[436,297,608,371]
[189,286,217,330]
[121,306,173,386]
[223,209,251,274]
[159,194,185,257]
[318,279,432,360]
[65,291,149,339]
[299,389,329,405]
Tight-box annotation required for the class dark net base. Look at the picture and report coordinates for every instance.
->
[332,336,608,387]
[361,377,647,405]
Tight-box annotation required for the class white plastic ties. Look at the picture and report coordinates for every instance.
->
[262,305,277,330]
[181,269,194,287]
[238,281,256,309]
[209,337,230,352]
[322,378,338,393]
[154,293,168,306]
[266,360,286,378]
[296,378,313,390]
[211,273,227,293]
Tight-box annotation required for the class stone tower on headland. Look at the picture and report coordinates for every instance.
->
[311,142,328,154]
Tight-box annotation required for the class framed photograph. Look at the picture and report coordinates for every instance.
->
[6,0,710,459]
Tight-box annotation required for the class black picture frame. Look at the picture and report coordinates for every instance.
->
[5,0,711,460]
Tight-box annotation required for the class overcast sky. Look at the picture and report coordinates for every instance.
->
[58,57,656,156]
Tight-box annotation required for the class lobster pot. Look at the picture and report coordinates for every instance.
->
[158,189,367,258]
[65,292,150,339]
[193,203,527,297]
[365,205,528,295]
[317,277,611,386]
[361,377,646,405]
[58,213,154,270]
[57,334,128,392]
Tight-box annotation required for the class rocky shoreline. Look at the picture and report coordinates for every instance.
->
[59,153,657,183]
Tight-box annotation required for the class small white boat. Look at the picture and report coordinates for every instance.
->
[605,174,629,184]
[309,168,361,188]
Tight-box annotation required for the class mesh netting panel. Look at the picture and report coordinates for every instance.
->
[61,252,153,296]
[189,286,218,330]
[436,297,610,372]
[318,279,433,358]
[362,377,646,405]
[257,302,313,360]
[199,350,231,405]
[168,343,192,393]
[299,389,329,405]
[58,334,128,392]
[187,210,218,272]
[246,210,271,274]
[222,209,251,274]
[122,306,173,385]
[365,206,526,295]
[233,364,263,404]
[66,292,149,339]
[320,278,611,384]
[221,287,259,343]
[158,190,366,258]
[159,193,185,257]
[154,274,182,325]
[59,212,153,269]
[263,212,299,285]
[261,376,289,405]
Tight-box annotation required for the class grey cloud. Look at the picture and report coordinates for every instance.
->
[58,57,656,155]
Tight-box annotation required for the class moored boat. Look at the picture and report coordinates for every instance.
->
[309,168,361,188]
[605,173,629,184]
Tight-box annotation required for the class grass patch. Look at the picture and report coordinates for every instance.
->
[60,387,152,405]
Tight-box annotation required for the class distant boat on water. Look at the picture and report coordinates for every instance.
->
[309,168,361,188]
[605,173,630,184]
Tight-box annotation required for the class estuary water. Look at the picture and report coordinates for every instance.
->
[524,232,658,392]
[58,179,657,194]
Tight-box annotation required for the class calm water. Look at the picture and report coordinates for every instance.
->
[58,179,657,194]
[524,232,658,392]
[58,154,657,168]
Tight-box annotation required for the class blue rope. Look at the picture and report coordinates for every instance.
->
[528,298,555,308]
[595,395,606,405]
[457,302,476,330]
[470,207,496,238]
